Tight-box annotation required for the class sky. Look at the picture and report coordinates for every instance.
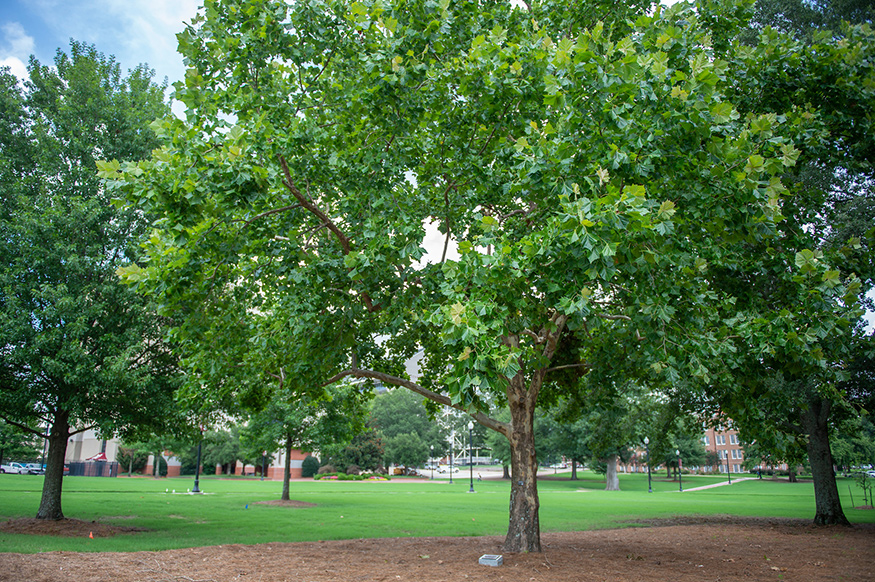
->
[1,0,872,329]
[1,0,200,97]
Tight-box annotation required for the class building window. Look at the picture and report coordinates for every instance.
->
[730,434,738,445]
[703,436,709,446]
[716,435,726,445]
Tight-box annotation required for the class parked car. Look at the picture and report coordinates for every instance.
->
[867,470,875,478]
[0,462,27,474]
[436,465,460,473]
[23,463,45,475]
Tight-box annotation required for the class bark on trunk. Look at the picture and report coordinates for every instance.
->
[570,459,578,481]
[503,374,541,553]
[605,454,620,491]
[502,464,511,479]
[282,435,292,501]
[37,413,69,520]
[802,398,850,526]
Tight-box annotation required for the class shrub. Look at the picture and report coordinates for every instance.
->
[302,455,320,478]
[345,464,361,475]
[317,464,336,475]
[313,472,391,481]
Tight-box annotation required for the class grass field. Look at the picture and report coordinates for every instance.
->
[1,470,873,553]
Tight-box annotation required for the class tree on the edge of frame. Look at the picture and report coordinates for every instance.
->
[0,43,180,520]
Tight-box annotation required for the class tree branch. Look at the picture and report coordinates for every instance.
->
[277,154,351,254]
[595,313,632,321]
[322,368,509,437]
[240,204,302,230]
[0,416,48,439]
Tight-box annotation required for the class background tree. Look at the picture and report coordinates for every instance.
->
[242,381,368,499]
[322,428,385,473]
[108,0,866,551]
[699,12,875,523]
[0,420,42,466]
[117,441,151,477]
[0,43,178,520]
[369,389,448,456]
[202,427,243,475]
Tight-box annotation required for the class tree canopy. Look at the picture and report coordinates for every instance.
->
[107,0,873,550]
[0,42,177,520]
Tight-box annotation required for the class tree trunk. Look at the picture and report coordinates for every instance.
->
[36,412,69,520]
[503,374,540,553]
[788,469,797,483]
[802,398,850,525]
[282,435,292,501]
[502,464,510,479]
[570,459,578,481]
[605,454,620,491]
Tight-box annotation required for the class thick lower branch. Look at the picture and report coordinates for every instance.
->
[323,367,508,436]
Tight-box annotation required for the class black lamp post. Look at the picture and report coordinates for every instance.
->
[676,449,683,492]
[725,449,732,484]
[644,437,652,493]
[468,421,475,493]
[449,431,454,484]
[261,450,267,481]
[430,445,434,480]
[192,426,203,493]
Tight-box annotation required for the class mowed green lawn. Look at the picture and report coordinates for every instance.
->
[1,471,873,553]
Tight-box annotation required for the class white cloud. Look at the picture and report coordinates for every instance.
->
[0,22,35,79]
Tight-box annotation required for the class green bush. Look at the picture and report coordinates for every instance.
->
[313,472,390,481]
[301,455,320,478]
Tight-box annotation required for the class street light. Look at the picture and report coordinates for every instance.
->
[725,449,732,485]
[468,420,475,493]
[430,445,434,480]
[644,437,652,493]
[261,450,267,481]
[449,430,454,484]
[192,426,203,493]
[676,449,682,492]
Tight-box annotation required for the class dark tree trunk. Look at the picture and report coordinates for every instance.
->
[504,374,540,553]
[36,412,70,520]
[502,464,511,479]
[570,459,578,481]
[788,469,797,483]
[802,398,850,525]
[605,454,620,491]
[282,435,292,501]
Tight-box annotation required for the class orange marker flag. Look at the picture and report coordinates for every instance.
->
[89,532,94,539]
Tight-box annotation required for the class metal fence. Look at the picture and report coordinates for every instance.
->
[67,461,119,477]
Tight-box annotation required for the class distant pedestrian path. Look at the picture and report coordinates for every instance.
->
[681,477,757,491]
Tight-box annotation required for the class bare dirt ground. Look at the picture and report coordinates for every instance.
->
[1,515,873,582]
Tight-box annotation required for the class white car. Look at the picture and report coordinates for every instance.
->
[436,466,460,473]
[0,462,27,474]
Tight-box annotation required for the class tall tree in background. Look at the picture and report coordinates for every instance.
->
[108,0,871,550]
[0,43,177,520]
[699,3,875,525]
[242,382,368,500]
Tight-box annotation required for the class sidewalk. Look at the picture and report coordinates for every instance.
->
[680,477,757,491]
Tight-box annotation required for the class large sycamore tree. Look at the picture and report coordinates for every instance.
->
[0,44,178,520]
[108,0,867,551]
